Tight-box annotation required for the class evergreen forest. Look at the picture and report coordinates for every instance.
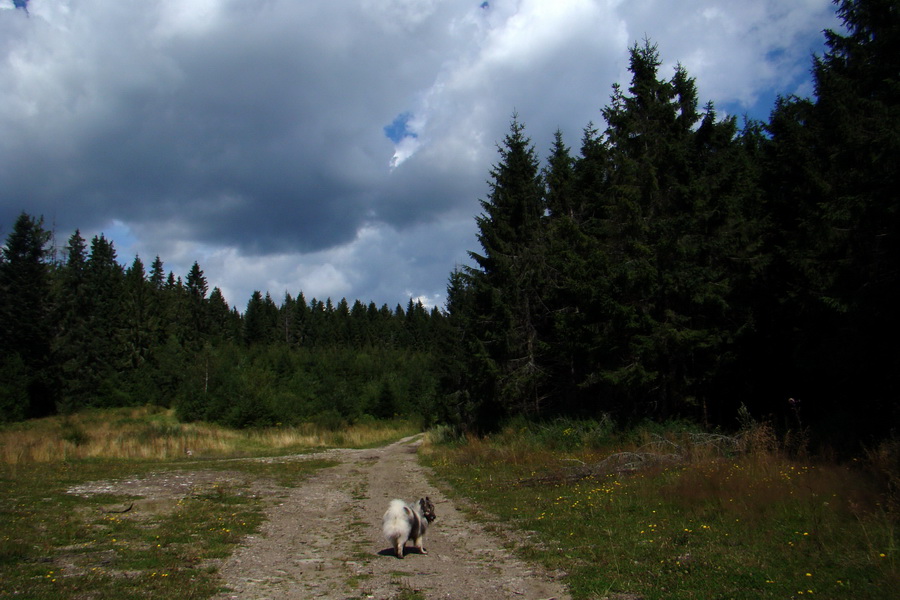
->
[0,223,444,429]
[1,0,897,451]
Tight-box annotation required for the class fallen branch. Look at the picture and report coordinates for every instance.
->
[518,451,684,486]
[592,451,683,474]
[100,503,134,514]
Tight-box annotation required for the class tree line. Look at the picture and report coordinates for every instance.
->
[439,0,898,447]
[0,222,444,427]
[2,0,896,448]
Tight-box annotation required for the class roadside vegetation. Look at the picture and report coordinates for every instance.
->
[1,405,419,464]
[0,407,416,599]
[422,418,899,600]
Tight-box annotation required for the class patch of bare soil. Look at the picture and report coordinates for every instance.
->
[212,435,571,600]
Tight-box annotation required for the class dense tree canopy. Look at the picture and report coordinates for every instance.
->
[755,0,900,443]
[444,1,898,444]
[0,217,441,426]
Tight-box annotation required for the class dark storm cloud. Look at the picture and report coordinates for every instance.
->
[0,0,460,253]
[1,0,837,308]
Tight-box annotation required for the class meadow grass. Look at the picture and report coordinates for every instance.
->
[422,420,898,599]
[0,407,417,599]
[0,405,419,464]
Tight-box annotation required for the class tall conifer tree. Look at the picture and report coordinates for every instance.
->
[762,0,899,436]
[468,116,549,419]
[82,235,127,405]
[0,213,55,417]
[588,41,747,418]
[54,230,91,410]
[185,261,209,346]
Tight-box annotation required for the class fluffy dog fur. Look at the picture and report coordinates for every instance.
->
[382,497,436,558]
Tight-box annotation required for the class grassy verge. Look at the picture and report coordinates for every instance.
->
[0,407,417,599]
[1,460,271,598]
[422,420,898,600]
[0,406,420,463]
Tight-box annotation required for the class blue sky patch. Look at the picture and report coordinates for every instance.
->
[384,112,417,144]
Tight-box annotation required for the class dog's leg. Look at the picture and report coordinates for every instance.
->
[394,539,404,559]
[414,536,428,555]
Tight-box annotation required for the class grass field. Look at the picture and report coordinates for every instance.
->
[422,419,898,600]
[0,407,418,599]
[3,407,896,599]
[0,405,419,464]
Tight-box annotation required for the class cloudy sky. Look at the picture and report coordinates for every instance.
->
[1,0,838,311]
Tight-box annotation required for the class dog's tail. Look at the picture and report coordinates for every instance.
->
[382,499,413,541]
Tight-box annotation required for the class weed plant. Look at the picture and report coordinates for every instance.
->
[423,420,898,599]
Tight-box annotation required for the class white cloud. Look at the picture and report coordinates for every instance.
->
[362,0,440,33]
[615,0,834,114]
[153,0,225,38]
[389,135,422,169]
[1,0,838,311]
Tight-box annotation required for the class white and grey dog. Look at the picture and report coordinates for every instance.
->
[382,497,436,558]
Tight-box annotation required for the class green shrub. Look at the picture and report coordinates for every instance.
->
[59,418,89,446]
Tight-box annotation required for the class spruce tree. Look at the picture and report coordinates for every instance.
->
[123,255,154,370]
[542,129,594,411]
[335,298,352,346]
[207,287,238,342]
[185,261,209,346]
[122,254,168,403]
[762,0,899,437]
[243,291,269,346]
[149,256,166,290]
[349,299,371,347]
[441,267,496,430]
[467,116,549,419]
[544,130,576,220]
[0,213,56,418]
[146,256,171,347]
[578,41,750,419]
[82,235,127,405]
[53,230,91,411]
[279,293,297,345]
[291,292,311,346]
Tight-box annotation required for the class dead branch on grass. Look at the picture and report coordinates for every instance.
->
[99,503,134,514]
[519,451,685,486]
[595,450,684,473]
[518,431,745,487]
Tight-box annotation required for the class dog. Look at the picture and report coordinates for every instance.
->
[382,497,436,558]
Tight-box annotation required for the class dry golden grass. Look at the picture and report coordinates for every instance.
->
[0,406,418,464]
[424,419,899,600]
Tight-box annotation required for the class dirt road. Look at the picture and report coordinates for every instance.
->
[212,435,570,600]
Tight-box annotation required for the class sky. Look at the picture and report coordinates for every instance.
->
[1,0,839,311]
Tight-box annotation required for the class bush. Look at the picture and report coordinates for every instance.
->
[0,354,29,424]
[497,415,617,452]
[224,395,278,429]
[59,418,88,446]
[313,409,347,431]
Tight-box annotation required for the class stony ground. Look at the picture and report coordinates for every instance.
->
[210,435,571,600]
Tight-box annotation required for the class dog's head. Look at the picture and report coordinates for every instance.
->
[419,497,437,523]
